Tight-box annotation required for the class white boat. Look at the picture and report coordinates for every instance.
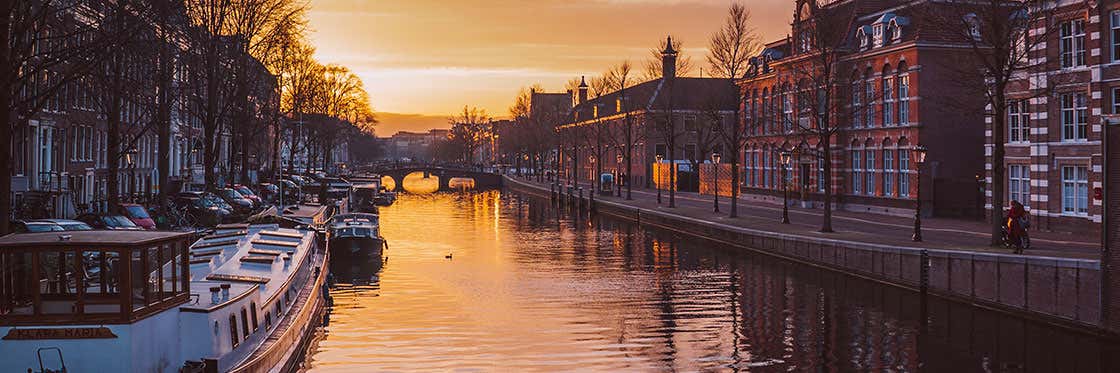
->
[0,220,330,372]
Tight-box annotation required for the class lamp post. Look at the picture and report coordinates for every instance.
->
[912,144,928,242]
[780,150,792,224]
[124,146,138,203]
[616,152,623,197]
[655,154,664,205]
[711,152,721,213]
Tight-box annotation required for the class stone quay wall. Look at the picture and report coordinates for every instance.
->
[508,177,1104,333]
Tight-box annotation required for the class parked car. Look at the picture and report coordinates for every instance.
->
[118,203,157,230]
[175,191,232,225]
[256,183,279,203]
[9,219,93,233]
[38,219,94,231]
[76,214,144,230]
[232,184,263,206]
[215,187,255,215]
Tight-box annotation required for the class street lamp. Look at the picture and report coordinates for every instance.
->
[780,150,792,224]
[616,152,624,197]
[124,145,138,202]
[912,144,928,242]
[655,154,664,205]
[711,152,721,213]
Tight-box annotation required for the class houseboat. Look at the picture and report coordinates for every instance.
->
[0,221,330,372]
[326,213,385,280]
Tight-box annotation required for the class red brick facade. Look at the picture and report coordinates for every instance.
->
[738,0,986,218]
[994,1,1120,234]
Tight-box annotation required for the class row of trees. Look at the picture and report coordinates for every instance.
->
[0,0,377,234]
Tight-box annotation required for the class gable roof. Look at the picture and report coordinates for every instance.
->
[568,77,737,124]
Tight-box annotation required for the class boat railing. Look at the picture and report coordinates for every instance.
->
[227,250,328,373]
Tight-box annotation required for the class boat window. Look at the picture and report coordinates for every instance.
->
[230,314,239,348]
[1,235,189,324]
[265,312,272,329]
[250,302,259,331]
[241,308,250,339]
[26,223,63,232]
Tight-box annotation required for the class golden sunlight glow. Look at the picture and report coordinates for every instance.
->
[381,175,397,191]
[402,172,439,194]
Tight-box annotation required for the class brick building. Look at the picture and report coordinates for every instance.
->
[558,39,738,190]
[738,0,986,218]
[992,0,1120,234]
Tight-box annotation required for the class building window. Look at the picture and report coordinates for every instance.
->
[1113,88,1120,114]
[883,149,895,196]
[684,115,697,131]
[762,151,770,187]
[782,93,793,133]
[817,157,825,192]
[1009,164,1030,208]
[250,303,259,331]
[898,74,909,125]
[865,149,876,195]
[1060,19,1086,68]
[229,314,239,348]
[1061,93,1088,141]
[1061,165,1088,215]
[899,149,910,197]
[851,150,862,194]
[865,78,875,126]
[1112,11,1120,62]
[1008,100,1029,143]
[851,80,862,128]
[882,76,894,126]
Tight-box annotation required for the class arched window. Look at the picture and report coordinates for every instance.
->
[865,139,877,196]
[241,307,250,339]
[851,71,863,128]
[882,64,894,126]
[897,62,910,125]
[761,88,770,134]
[898,138,911,197]
[882,138,895,196]
[229,314,239,348]
[864,67,875,126]
[250,302,259,331]
[851,140,862,194]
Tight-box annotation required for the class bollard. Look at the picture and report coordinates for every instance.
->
[589,188,595,212]
[578,187,584,211]
[919,250,930,294]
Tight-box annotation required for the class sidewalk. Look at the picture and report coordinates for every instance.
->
[514,176,1101,260]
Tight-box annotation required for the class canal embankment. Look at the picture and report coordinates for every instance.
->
[504,176,1107,335]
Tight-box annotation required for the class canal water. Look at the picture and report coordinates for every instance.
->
[302,190,1120,372]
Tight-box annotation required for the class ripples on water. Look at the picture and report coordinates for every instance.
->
[302,190,1120,372]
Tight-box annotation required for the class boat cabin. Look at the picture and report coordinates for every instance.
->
[0,230,192,325]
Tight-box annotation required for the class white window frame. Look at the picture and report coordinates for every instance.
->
[1061,93,1088,141]
[899,149,910,197]
[1061,165,1088,216]
[1112,11,1120,62]
[851,149,862,194]
[865,149,876,195]
[1008,100,1029,143]
[1060,19,1086,68]
[1009,164,1030,208]
[898,74,909,125]
[882,76,894,126]
[883,149,895,196]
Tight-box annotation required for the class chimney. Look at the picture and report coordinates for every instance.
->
[577,76,589,105]
[661,35,678,80]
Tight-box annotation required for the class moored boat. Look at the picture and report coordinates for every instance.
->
[326,213,384,279]
[0,221,330,373]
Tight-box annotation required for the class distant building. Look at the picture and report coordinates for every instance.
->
[381,129,450,162]
[558,36,738,189]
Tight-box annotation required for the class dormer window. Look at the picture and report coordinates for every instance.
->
[857,28,869,48]
[873,25,884,47]
[964,13,981,41]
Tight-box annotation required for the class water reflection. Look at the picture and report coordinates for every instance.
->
[303,190,1120,372]
[401,172,438,194]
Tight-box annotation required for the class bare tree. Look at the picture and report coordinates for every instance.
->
[605,60,637,199]
[448,106,491,164]
[0,0,107,233]
[919,0,1052,245]
[707,2,761,217]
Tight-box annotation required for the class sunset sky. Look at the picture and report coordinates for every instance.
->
[307,0,794,135]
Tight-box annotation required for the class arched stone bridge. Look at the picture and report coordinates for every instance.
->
[358,163,504,192]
